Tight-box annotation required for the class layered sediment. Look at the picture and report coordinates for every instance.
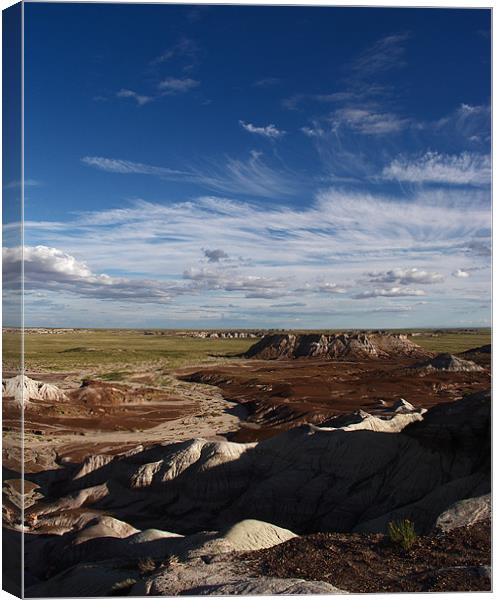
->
[245,332,431,360]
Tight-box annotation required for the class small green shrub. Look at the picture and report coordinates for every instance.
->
[387,518,417,551]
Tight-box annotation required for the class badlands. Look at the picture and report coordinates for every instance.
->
[2,328,491,595]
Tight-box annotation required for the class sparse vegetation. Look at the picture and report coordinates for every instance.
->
[164,554,181,568]
[388,518,418,551]
[2,328,490,373]
[3,330,254,372]
[99,371,130,381]
[137,557,156,575]
[109,578,137,595]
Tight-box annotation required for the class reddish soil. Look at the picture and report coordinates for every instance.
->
[243,520,491,593]
[180,357,491,441]
[3,383,195,436]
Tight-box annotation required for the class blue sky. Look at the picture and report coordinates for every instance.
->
[6,3,491,328]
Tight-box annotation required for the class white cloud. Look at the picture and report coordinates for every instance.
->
[382,151,491,186]
[301,126,325,138]
[81,152,296,199]
[350,33,410,78]
[452,269,470,278]
[183,266,287,299]
[4,179,41,190]
[116,89,153,106]
[354,287,426,299]
[23,186,490,323]
[331,108,409,135]
[158,77,199,94]
[316,282,347,294]
[239,121,285,138]
[81,156,186,178]
[367,267,444,285]
[3,246,178,304]
[151,37,199,66]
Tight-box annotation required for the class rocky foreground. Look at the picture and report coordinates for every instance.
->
[7,387,490,595]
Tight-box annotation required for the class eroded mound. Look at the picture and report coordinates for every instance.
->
[2,375,68,407]
[24,390,490,541]
[245,332,431,361]
[414,353,484,373]
[458,344,492,367]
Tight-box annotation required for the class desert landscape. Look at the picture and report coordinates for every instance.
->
[2,327,491,595]
[2,3,491,597]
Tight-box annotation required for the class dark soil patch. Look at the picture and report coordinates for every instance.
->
[180,357,490,442]
[243,521,491,593]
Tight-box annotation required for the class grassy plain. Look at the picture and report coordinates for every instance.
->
[3,330,254,372]
[410,331,491,354]
[2,328,491,373]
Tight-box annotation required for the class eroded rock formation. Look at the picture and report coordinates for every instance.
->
[2,375,68,407]
[245,332,431,361]
[24,390,489,540]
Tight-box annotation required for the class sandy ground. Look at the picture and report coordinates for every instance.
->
[3,367,248,471]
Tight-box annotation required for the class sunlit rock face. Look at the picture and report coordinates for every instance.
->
[245,332,432,361]
[2,375,68,407]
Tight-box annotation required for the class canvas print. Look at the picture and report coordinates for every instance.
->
[2,2,492,596]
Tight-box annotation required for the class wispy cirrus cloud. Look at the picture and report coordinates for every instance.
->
[382,151,491,186]
[3,179,42,190]
[116,89,154,106]
[81,156,187,178]
[24,188,490,311]
[81,151,297,198]
[158,77,200,94]
[239,120,285,138]
[254,77,281,87]
[151,37,200,68]
[330,107,410,135]
[350,32,411,78]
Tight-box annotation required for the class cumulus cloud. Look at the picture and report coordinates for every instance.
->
[158,77,200,94]
[452,269,471,278]
[353,287,426,299]
[367,267,444,285]
[316,282,347,294]
[3,246,178,304]
[183,266,287,298]
[239,120,285,138]
[203,248,229,263]
[382,151,491,186]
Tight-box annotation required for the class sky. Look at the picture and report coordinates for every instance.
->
[4,3,491,328]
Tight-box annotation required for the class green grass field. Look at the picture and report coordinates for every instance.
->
[2,328,491,373]
[3,330,255,372]
[409,331,491,354]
